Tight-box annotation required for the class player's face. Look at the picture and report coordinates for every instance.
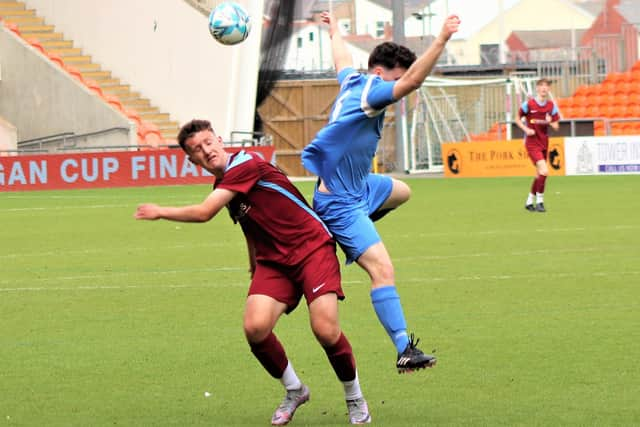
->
[185,130,227,174]
[374,66,407,82]
[536,82,550,99]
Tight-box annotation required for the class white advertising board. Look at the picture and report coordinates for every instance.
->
[564,136,640,175]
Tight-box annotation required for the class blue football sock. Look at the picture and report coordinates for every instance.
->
[370,286,409,353]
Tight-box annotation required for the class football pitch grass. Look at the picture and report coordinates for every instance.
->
[1,175,639,426]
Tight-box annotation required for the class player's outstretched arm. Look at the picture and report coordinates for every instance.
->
[134,188,235,223]
[392,14,460,100]
[321,11,353,73]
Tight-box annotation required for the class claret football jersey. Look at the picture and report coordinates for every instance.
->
[214,151,332,266]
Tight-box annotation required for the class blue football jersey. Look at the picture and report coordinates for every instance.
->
[302,67,396,195]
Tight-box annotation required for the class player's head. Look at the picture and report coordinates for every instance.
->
[368,42,417,81]
[177,119,227,175]
[536,78,552,98]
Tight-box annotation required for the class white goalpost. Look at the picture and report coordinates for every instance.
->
[402,75,541,173]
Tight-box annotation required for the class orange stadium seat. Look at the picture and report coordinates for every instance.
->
[46,52,65,68]
[615,82,632,95]
[4,21,21,37]
[137,122,163,149]
[601,82,617,95]
[620,123,634,135]
[124,108,142,127]
[574,85,590,97]
[26,38,45,54]
[585,104,600,118]
[84,79,103,97]
[102,94,124,112]
[64,64,85,84]
[573,95,589,106]
[572,106,588,118]
[631,61,640,73]
[628,105,640,117]
[604,72,625,84]
[555,98,569,109]
[628,93,640,105]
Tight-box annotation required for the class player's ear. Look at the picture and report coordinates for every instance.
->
[372,66,384,76]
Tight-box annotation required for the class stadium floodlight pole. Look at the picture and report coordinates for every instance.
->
[392,1,407,172]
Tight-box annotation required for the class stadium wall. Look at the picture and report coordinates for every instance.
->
[0,116,17,153]
[22,0,263,139]
[0,27,131,147]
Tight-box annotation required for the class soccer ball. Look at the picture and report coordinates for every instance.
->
[208,2,251,45]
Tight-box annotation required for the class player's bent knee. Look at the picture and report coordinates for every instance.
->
[311,322,341,347]
[370,261,395,284]
[243,319,272,343]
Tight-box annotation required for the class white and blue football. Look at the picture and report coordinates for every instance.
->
[208,2,251,45]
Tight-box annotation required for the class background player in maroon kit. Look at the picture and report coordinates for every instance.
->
[134,119,371,425]
[516,78,560,212]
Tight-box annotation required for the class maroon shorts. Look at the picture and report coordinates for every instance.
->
[248,243,344,313]
[526,142,548,164]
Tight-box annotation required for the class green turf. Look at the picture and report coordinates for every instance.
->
[1,175,639,426]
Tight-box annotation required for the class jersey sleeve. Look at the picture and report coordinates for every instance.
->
[337,67,356,85]
[519,100,529,117]
[215,152,260,195]
[366,78,396,110]
[551,103,560,121]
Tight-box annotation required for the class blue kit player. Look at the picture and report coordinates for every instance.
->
[302,12,460,373]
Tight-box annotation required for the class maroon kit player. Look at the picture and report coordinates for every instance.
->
[134,119,371,425]
[516,78,560,212]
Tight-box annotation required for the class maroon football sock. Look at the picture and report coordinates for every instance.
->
[530,177,538,195]
[537,175,547,194]
[249,332,288,379]
[323,332,357,382]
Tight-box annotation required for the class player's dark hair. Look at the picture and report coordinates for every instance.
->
[177,119,213,151]
[537,78,552,86]
[368,42,417,71]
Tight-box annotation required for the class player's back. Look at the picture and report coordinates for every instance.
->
[302,70,391,195]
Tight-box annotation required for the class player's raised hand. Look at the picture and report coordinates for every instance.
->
[545,113,552,123]
[439,14,461,41]
[135,203,161,220]
[320,11,339,35]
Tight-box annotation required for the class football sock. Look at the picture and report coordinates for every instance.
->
[530,177,538,194]
[280,361,303,391]
[526,193,535,205]
[537,175,547,193]
[323,332,357,382]
[342,371,364,401]
[371,285,410,353]
[536,192,544,204]
[249,332,289,380]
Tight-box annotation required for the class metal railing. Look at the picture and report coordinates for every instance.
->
[16,127,132,153]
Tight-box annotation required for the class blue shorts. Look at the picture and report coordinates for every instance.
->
[313,174,393,264]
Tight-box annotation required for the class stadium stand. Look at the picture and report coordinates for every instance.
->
[471,60,640,141]
[0,1,180,147]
